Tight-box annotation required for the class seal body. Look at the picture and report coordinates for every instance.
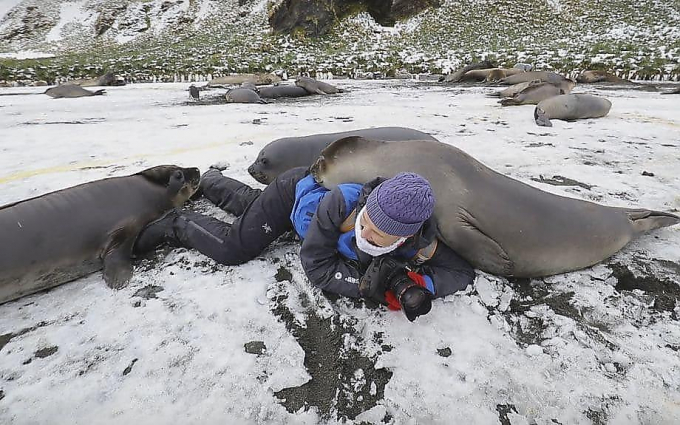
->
[259,85,311,99]
[69,72,125,87]
[207,73,281,87]
[500,82,567,106]
[458,68,524,82]
[499,71,572,86]
[311,138,679,278]
[225,88,267,104]
[487,80,540,98]
[295,76,343,94]
[661,87,680,94]
[0,165,200,304]
[248,127,438,184]
[535,94,612,127]
[45,85,106,98]
[576,70,631,84]
[443,60,495,83]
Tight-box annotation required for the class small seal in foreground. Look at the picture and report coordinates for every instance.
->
[0,165,200,304]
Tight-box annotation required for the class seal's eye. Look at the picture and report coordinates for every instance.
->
[173,170,183,181]
[261,158,268,166]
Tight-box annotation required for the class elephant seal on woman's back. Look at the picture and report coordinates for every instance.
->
[311,137,679,278]
[0,165,200,304]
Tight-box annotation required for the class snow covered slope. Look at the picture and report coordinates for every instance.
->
[0,0,678,82]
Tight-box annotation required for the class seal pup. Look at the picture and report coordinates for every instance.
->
[311,137,679,278]
[45,85,106,98]
[499,81,570,106]
[535,94,612,127]
[0,165,201,304]
[248,127,438,184]
[225,88,267,104]
[295,76,343,94]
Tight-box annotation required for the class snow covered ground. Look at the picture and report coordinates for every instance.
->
[0,80,679,424]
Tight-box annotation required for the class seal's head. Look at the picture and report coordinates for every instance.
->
[138,165,201,205]
[311,136,383,188]
[248,147,275,185]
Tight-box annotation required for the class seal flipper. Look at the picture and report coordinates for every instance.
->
[444,207,514,276]
[101,226,136,289]
[626,209,680,233]
[534,106,552,127]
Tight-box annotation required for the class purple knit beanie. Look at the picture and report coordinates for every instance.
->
[365,172,435,237]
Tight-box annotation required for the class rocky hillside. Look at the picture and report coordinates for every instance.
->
[0,0,678,83]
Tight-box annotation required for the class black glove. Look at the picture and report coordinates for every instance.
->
[358,256,406,305]
[389,273,433,322]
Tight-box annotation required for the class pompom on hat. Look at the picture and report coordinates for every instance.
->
[365,172,435,237]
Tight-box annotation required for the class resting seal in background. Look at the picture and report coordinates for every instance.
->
[45,85,106,98]
[535,94,612,127]
[311,137,679,278]
[0,165,200,304]
[248,127,438,184]
[295,76,343,94]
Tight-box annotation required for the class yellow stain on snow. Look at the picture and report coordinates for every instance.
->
[618,112,680,129]
[0,136,269,185]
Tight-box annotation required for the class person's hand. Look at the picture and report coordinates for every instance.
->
[358,256,406,305]
[389,273,433,322]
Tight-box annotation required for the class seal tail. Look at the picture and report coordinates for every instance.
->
[626,209,680,233]
[93,89,106,96]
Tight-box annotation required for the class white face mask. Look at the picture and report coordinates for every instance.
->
[354,206,407,257]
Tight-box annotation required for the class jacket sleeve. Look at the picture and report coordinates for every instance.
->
[413,239,476,298]
[299,187,362,298]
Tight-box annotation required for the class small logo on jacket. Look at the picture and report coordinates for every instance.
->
[262,223,273,234]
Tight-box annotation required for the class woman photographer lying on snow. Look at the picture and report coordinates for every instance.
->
[134,167,475,321]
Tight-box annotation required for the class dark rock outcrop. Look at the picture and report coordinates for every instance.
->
[0,5,57,42]
[269,0,441,36]
[95,4,129,37]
